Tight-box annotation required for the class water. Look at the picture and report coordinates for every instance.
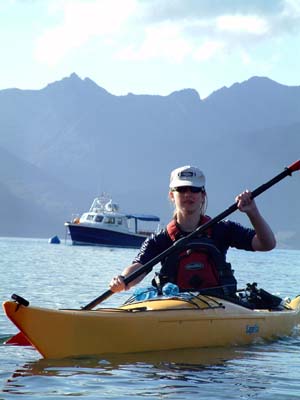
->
[1,237,300,399]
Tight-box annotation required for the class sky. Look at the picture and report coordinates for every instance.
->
[1,0,300,99]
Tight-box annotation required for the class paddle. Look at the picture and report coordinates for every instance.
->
[82,159,300,310]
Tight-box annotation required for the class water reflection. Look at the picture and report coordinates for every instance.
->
[8,346,242,377]
[1,346,253,399]
[3,340,300,399]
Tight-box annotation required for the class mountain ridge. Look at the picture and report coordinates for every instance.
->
[0,73,299,248]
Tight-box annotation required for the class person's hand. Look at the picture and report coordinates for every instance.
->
[109,275,126,292]
[235,190,257,214]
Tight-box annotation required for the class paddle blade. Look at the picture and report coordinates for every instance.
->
[288,160,300,173]
[5,331,31,346]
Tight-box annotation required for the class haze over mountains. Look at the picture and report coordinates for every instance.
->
[0,73,299,248]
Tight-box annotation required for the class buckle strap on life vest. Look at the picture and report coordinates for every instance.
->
[167,215,212,241]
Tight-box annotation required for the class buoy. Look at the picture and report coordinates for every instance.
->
[48,235,61,244]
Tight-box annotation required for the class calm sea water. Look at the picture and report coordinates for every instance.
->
[1,237,300,399]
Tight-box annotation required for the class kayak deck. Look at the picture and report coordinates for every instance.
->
[3,294,300,359]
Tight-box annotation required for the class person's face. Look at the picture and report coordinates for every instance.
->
[169,186,205,215]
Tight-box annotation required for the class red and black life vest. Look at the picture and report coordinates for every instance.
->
[156,217,237,295]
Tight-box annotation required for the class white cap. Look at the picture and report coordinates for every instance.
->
[169,165,206,188]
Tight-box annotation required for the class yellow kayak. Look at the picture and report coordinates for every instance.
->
[3,293,300,359]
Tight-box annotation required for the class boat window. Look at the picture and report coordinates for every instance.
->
[104,217,115,224]
[87,214,94,221]
[117,218,123,225]
[95,215,104,222]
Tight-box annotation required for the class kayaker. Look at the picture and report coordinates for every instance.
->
[109,165,276,296]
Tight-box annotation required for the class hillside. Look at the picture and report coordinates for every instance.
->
[0,73,299,248]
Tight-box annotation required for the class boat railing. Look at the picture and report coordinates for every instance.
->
[89,194,112,213]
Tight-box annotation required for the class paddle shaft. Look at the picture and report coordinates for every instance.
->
[82,160,300,310]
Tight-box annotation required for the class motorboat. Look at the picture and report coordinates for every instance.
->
[64,194,160,248]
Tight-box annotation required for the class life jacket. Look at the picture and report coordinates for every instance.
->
[155,217,237,296]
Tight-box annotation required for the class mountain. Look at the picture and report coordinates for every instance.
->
[0,73,299,248]
[0,144,91,237]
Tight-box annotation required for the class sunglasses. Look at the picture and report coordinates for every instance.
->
[172,186,205,193]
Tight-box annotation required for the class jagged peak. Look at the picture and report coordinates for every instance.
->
[46,72,82,88]
[44,73,112,96]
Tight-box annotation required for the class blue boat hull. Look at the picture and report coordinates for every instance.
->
[66,223,147,248]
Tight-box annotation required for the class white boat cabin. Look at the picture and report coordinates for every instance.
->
[73,196,160,236]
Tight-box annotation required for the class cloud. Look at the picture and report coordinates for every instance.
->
[216,15,269,35]
[282,0,300,16]
[193,40,225,62]
[34,0,300,66]
[35,0,137,65]
[117,23,192,63]
[114,1,290,64]
[139,0,282,22]
[139,0,300,40]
